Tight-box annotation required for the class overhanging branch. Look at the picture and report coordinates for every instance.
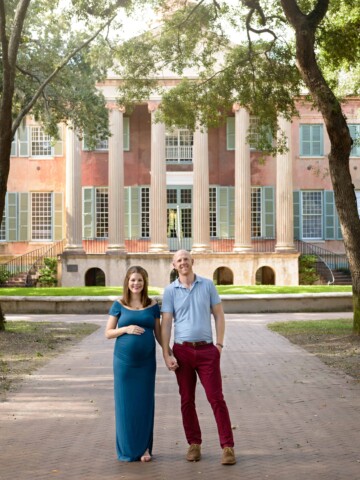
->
[12,15,116,135]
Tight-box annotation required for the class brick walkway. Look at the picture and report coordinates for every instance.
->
[0,312,359,480]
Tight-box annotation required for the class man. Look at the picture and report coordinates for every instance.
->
[161,249,236,465]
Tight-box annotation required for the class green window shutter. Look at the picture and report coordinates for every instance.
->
[54,125,63,156]
[226,117,235,151]
[130,187,140,238]
[53,192,63,240]
[82,135,91,151]
[336,213,343,240]
[334,200,343,239]
[312,124,323,156]
[349,124,360,157]
[11,132,17,157]
[228,187,235,238]
[218,187,229,237]
[124,187,129,238]
[300,124,323,156]
[83,187,94,238]
[18,124,29,157]
[324,190,335,240]
[293,191,300,240]
[18,193,29,241]
[7,193,18,241]
[263,186,275,238]
[123,117,130,151]
[300,125,310,156]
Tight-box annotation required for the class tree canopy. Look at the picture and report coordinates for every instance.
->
[114,0,360,333]
[115,0,360,141]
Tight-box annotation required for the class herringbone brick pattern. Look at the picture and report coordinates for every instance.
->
[0,312,359,480]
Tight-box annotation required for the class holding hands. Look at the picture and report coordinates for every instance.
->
[165,354,179,371]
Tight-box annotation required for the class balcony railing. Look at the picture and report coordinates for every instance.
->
[165,146,193,162]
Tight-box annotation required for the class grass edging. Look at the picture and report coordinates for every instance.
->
[268,318,360,382]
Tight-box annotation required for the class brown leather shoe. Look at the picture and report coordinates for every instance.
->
[186,444,201,462]
[221,447,236,465]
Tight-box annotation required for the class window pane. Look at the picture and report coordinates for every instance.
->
[181,208,192,237]
[31,192,52,240]
[141,187,150,238]
[167,189,177,204]
[302,191,323,239]
[0,208,5,241]
[31,127,52,157]
[209,187,217,237]
[180,188,192,204]
[166,129,193,162]
[95,187,108,238]
[251,187,262,237]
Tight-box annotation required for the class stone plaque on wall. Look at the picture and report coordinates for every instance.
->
[67,264,78,273]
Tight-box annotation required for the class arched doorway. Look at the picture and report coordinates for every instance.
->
[85,267,106,287]
[170,268,179,283]
[213,266,234,285]
[256,266,275,285]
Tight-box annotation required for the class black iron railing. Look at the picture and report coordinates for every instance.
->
[0,239,66,286]
[295,240,350,284]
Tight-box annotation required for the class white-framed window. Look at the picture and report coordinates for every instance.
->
[31,192,52,240]
[349,124,360,157]
[95,187,108,238]
[0,207,6,241]
[83,117,130,152]
[16,125,63,158]
[251,187,262,237]
[31,127,52,157]
[141,187,150,238]
[300,124,323,157]
[356,191,360,217]
[166,128,193,163]
[10,132,17,157]
[301,191,323,239]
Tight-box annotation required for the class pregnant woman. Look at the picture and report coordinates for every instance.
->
[105,266,161,462]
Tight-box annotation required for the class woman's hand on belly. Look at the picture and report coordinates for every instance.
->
[126,325,145,335]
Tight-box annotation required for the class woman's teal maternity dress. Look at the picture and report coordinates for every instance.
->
[108,301,160,461]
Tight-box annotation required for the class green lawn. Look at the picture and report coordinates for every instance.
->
[268,318,353,335]
[0,284,352,296]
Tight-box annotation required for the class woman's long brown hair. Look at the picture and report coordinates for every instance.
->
[121,266,152,308]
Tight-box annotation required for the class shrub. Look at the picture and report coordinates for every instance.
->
[0,268,11,285]
[38,257,58,287]
[299,255,320,285]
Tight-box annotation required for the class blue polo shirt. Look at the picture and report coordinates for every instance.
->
[161,275,221,343]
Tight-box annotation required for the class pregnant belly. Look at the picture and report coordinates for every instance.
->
[114,330,155,364]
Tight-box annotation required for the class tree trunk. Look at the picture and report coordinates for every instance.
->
[0,304,6,331]
[280,0,360,333]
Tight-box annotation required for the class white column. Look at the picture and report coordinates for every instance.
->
[233,105,253,252]
[148,103,169,253]
[64,126,85,253]
[106,106,126,254]
[191,125,211,253]
[275,116,295,252]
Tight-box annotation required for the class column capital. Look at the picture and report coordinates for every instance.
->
[232,103,248,113]
[148,101,160,113]
[106,102,126,113]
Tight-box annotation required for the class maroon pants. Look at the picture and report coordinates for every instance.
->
[173,343,234,448]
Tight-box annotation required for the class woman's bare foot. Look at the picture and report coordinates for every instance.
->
[141,449,152,462]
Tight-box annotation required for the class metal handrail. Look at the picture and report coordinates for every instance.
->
[25,239,66,286]
[0,239,66,286]
[295,240,340,285]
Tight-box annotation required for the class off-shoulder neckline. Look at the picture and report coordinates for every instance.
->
[116,299,157,311]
